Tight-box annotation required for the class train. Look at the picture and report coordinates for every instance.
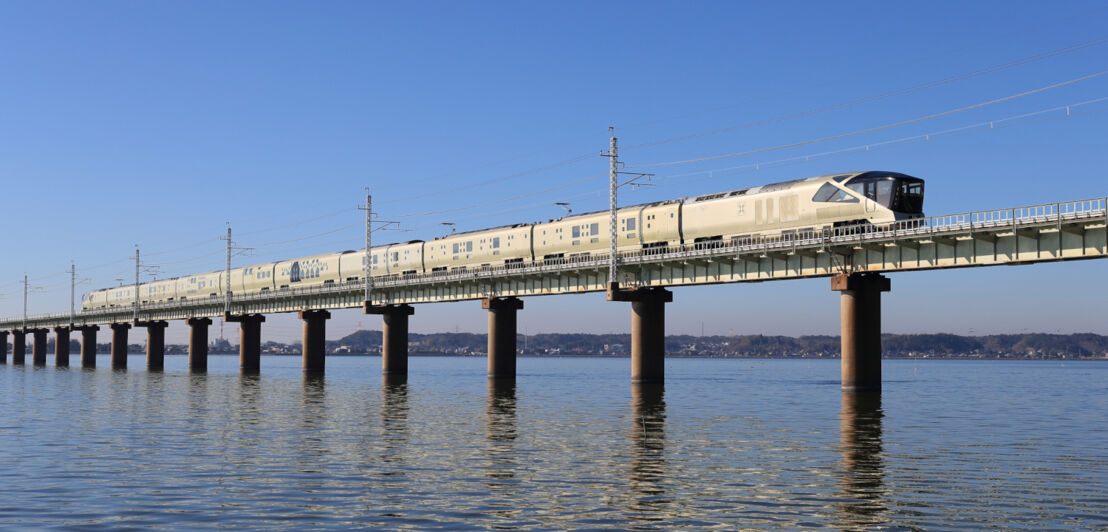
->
[81,170,924,310]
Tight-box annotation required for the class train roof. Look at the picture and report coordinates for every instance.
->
[429,223,530,240]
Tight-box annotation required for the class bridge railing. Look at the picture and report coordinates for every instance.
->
[4,197,1105,326]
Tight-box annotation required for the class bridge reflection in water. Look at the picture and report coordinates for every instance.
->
[629,383,668,520]
[485,379,518,480]
[837,391,887,529]
[381,374,410,473]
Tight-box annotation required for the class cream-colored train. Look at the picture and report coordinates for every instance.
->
[82,171,924,310]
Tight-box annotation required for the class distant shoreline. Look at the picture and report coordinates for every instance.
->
[125,352,1107,361]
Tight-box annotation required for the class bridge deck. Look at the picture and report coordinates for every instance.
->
[4,197,1105,329]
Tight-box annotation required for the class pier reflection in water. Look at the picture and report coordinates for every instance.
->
[380,374,409,471]
[1,357,1105,530]
[484,379,522,520]
[629,383,668,521]
[837,391,887,529]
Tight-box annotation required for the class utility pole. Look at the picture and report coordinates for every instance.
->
[134,245,140,323]
[358,188,400,306]
[607,128,619,284]
[601,126,653,288]
[221,224,232,315]
[68,262,76,324]
[362,188,372,303]
[22,274,28,331]
[219,224,253,318]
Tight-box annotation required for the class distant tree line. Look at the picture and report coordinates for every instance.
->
[16,331,1108,359]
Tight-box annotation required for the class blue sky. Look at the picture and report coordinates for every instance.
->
[1,1,1106,343]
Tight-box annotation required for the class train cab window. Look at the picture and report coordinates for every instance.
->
[846,172,925,213]
[812,182,858,203]
[847,181,877,201]
[894,180,924,213]
[812,183,836,202]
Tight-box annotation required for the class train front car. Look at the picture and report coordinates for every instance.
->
[841,171,925,221]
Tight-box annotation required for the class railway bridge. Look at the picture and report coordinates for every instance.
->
[2,197,1105,391]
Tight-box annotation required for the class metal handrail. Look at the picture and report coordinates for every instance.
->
[4,196,1105,326]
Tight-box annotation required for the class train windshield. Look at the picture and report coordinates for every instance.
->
[845,172,924,214]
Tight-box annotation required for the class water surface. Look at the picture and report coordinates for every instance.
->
[0,356,1105,529]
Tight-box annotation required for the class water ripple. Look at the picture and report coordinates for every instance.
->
[0,356,1105,529]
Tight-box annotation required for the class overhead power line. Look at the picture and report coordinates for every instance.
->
[625,35,1108,152]
[629,70,1108,169]
[621,5,1108,132]
[651,95,1108,186]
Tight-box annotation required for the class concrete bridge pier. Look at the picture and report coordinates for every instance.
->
[226,314,265,373]
[483,297,523,380]
[137,321,168,371]
[365,303,414,376]
[608,284,673,384]
[187,317,212,372]
[0,331,7,364]
[832,273,891,393]
[299,310,330,373]
[74,326,98,368]
[109,323,130,369]
[54,326,70,367]
[31,329,49,366]
[11,330,25,365]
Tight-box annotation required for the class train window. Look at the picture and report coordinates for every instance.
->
[626,218,636,231]
[848,181,877,201]
[833,174,851,182]
[876,180,894,207]
[590,223,599,235]
[492,237,500,249]
[893,180,925,213]
[812,183,838,202]
[572,226,581,238]
[466,241,473,252]
[452,243,460,254]
[814,183,858,203]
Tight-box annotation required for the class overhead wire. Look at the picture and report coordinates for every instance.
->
[629,70,1108,169]
[379,152,598,205]
[624,35,1108,152]
[37,35,1106,277]
[11,24,1108,299]
[620,5,1108,132]
[649,96,1108,187]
